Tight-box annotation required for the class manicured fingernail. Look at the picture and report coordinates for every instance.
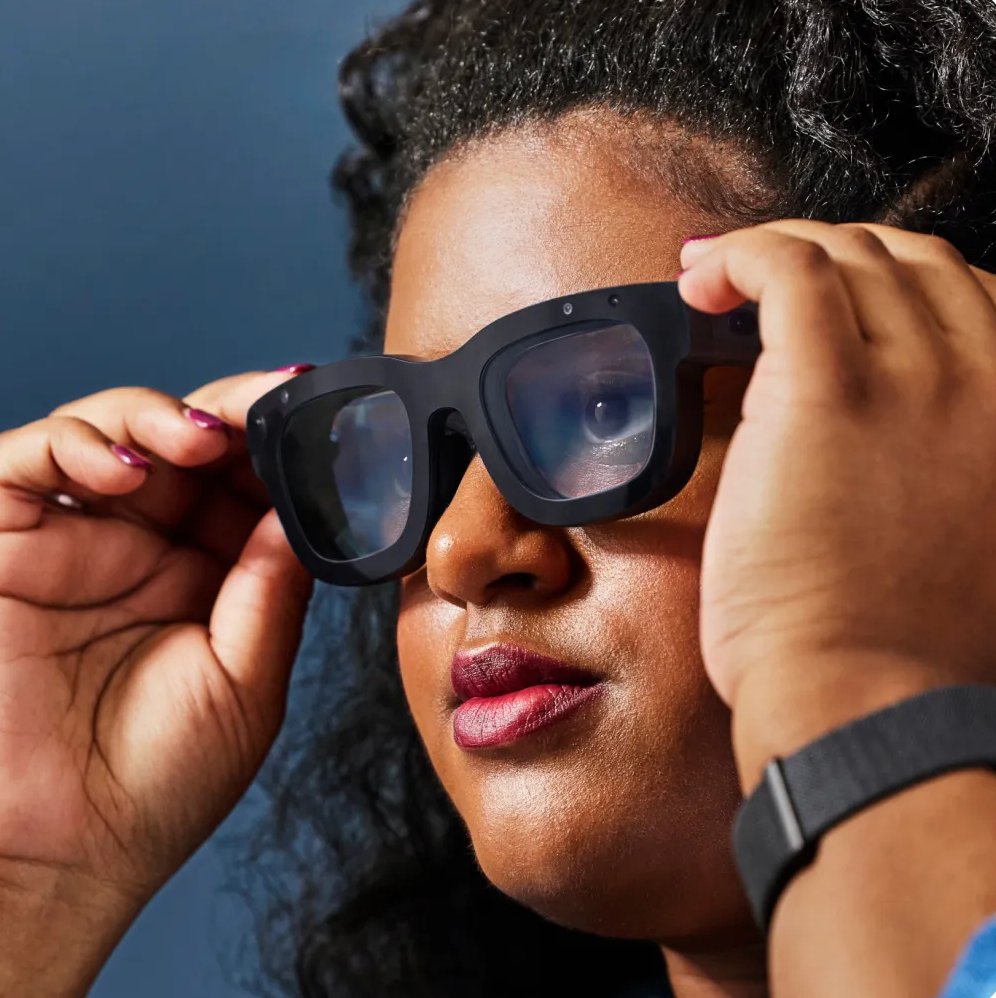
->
[111,444,156,472]
[272,363,316,374]
[682,234,723,244]
[182,407,228,431]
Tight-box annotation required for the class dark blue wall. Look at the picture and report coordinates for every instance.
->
[0,0,400,993]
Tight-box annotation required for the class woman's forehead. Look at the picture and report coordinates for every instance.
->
[384,126,717,361]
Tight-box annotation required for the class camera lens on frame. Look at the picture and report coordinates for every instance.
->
[728,309,758,337]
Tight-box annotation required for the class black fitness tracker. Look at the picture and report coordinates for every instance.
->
[731,683,996,935]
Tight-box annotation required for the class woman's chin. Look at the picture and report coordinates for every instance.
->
[465,792,758,944]
[482,865,681,940]
[470,833,683,940]
[485,860,759,948]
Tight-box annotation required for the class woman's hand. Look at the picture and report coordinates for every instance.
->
[677,222,996,789]
[0,370,313,989]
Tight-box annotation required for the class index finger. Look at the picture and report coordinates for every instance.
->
[677,225,866,376]
[182,368,312,429]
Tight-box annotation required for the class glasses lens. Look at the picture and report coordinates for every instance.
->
[281,388,412,560]
[504,323,655,499]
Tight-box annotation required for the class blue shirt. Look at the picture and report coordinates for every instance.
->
[939,912,996,998]
[631,911,996,997]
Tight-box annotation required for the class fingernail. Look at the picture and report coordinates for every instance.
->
[111,444,156,473]
[682,234,723,244]
[673,269,686,280]
[272,363,316,374]
[182,407,228,431]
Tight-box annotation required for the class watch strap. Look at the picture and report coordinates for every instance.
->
[732,683,996,934]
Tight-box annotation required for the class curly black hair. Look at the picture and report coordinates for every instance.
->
[227,2,996,996]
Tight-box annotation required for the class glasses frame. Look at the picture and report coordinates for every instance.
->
[246,281,760,586]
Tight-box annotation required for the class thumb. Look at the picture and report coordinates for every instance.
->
[208,508,314,718]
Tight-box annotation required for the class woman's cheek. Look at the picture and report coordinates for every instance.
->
[396,585,459,753]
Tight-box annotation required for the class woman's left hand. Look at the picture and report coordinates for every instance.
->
[677,221,996,790]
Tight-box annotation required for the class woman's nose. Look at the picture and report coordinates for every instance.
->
[425,456,575,609]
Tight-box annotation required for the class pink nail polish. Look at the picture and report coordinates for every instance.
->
[673,269,686,280]
[111,444,156,472]
[272,363,316,374]
[682,234,723,244]
[182,407,228,431]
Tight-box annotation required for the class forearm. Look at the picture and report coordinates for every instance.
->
[731,653,996,998]
[0,860,143,998]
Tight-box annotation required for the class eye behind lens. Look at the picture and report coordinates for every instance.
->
[583,392,631,441]
[501,321,657,498]
[282,387,414,562]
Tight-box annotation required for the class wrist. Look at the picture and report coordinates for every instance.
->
[0,859,149,998]
[729,650,962,795]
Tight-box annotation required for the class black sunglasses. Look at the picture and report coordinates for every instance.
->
[246,281,759,586]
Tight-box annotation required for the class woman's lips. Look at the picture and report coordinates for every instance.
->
[451,644,603,749]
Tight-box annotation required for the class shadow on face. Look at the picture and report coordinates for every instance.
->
[386,109,759,948]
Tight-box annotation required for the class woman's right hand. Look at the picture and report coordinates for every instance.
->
[0,371,315,993]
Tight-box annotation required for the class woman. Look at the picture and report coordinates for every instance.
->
[2,1,996,996]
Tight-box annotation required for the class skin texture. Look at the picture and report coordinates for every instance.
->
[385,118,768,993]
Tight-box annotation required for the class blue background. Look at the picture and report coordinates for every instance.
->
[0,0,400,993]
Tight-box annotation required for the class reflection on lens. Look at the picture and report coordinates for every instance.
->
[504,323,655,498]
[281,388,412,560]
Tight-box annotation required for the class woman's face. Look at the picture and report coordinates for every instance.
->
[386,117,758,948]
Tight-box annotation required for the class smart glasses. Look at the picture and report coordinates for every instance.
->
[246,282,759,586]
